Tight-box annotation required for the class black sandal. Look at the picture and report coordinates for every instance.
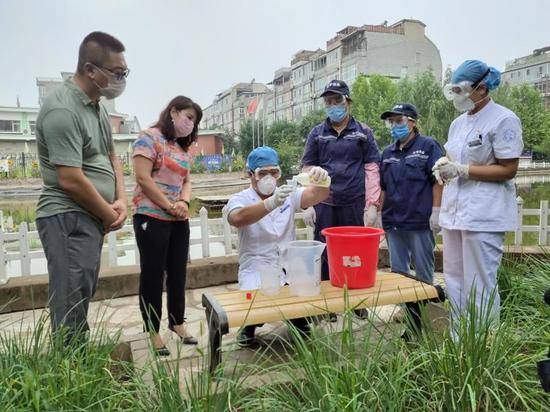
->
[169,324,198,345]
[154,346,171,356]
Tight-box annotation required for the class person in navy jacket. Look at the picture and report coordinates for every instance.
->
[301,80,381,283]
[379,103,443,284]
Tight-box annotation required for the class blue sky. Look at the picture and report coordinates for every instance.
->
[0,0,547,125]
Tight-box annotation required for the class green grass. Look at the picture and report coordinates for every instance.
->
[1,256,549,411]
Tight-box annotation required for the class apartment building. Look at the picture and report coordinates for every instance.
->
[502,46,550,108]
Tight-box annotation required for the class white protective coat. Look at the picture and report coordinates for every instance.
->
[439,100,523,324]
[225,187,305,290]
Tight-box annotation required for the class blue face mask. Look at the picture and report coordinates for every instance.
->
[391,124,410,141]
[326,104,347,123]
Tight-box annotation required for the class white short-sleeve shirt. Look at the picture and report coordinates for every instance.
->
[439,100,524,232]
[225,186,305,290]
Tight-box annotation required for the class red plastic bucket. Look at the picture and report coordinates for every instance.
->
[321,226,384,289]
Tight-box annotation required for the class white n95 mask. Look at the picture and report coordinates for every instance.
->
[257,175,277,196]
[453,94,475,112]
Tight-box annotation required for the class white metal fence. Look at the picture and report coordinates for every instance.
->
[514,198,549,245]
[1,199,548,285]
[0,208,313,284]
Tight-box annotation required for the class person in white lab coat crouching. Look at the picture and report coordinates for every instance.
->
[225,146,329,347]
[433,60,524,336]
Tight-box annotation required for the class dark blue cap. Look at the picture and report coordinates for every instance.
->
[380,103,419,120]
[320,79,350,98]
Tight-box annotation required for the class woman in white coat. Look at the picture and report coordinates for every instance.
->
[433,60,523,333]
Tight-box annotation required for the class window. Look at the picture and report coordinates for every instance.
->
[314,56,327,71]
[293,106,302,120]
[341,64,357,85]
[400,66,408,79]
[304,63,312,78]
[315,98,324,110]
[526,68,530,76]
[328,49,339,66]
[0,120,21,133]
[539,66,544,76]
[303,84,310,99]
[29,121,36,134]
[315,78,325,93]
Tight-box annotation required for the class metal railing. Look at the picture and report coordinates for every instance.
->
[0,208,313,284]
[1,199,549,284]
[518,161,550,169]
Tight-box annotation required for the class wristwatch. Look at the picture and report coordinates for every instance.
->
[179,199,190,208]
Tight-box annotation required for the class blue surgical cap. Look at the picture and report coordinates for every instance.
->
[451,60,501,91]
[246,146,279,171]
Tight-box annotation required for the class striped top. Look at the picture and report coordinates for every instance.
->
[132,127,190,221]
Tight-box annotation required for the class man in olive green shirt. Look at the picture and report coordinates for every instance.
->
[36,31,129,339]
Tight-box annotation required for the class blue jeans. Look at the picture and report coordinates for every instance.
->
[385,229,435,283]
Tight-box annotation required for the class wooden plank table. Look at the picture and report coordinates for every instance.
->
[202,271,445,372]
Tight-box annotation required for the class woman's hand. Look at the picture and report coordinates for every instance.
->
[172,200,189,220]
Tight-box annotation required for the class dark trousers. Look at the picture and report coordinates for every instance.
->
[242,317,310,336]
[313,198,364,280]
[37,212,104,338]
[133,214,190,333]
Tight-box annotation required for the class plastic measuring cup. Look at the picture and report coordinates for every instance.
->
[285,240,326,296]
[259,263,281,296]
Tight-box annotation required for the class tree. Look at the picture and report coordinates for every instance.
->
[273,137,303,177]
[265,120,300,148]
[494,83,550,152]
[236,119,268,155]
[221,129,237,155]
[237,119,253,155]
[297,110,326,142]
[397,71,456,144]
[350,74,398,146]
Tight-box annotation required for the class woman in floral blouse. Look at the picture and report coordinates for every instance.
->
[132,95,202,356]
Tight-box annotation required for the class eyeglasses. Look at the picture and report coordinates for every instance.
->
[254,167,281,180]
[443,81,473,101]
[443,68,490,101]
[324,95,345,107]
[90,63,130,81]
[384,115,413,128]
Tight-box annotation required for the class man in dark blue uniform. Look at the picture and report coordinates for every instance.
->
[301,80,381,283]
